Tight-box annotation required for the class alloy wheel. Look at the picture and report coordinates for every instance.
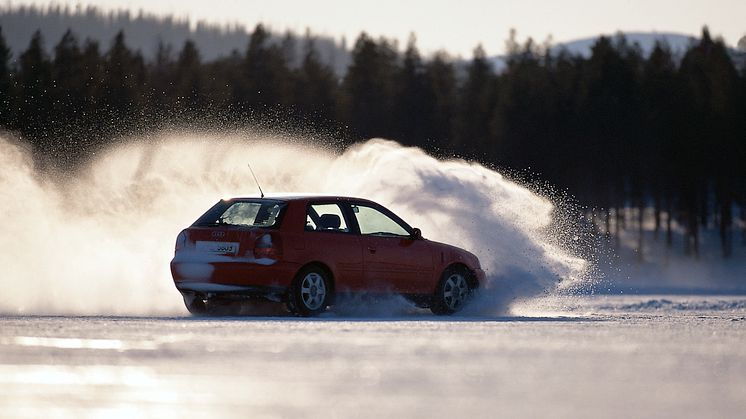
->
[300,272,327,310]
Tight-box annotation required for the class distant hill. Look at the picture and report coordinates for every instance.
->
[487,32,734,72]
[0,5,351,75]
[553,32,698,56]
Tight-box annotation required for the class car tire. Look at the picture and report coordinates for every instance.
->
[205,298,245,316]
[430,266,472,315]
[183,294,208,316]
[288,266,332,317]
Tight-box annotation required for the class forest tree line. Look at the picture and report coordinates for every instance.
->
[0,25,745,258]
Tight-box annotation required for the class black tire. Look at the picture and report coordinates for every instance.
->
[430,266,472,315]
[288,265,332,317]
[205,298,245,316]
[183,294,208,316]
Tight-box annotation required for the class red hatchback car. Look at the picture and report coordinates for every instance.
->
[171,195,485,316]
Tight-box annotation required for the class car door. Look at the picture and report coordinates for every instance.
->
[348,202,434,294]
[303,202,364,291]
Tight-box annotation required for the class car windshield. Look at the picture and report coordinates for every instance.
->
[193,200,286,228]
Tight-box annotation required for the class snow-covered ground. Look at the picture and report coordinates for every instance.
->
[596,214,746,295]
[1,295,744,419]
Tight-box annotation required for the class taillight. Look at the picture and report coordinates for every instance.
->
[253,234,282,260]
[175,230,187,252]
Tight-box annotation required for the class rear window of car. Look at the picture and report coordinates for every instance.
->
[193,199,286,228]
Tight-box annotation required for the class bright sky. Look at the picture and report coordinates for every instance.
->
[13,0,746,56]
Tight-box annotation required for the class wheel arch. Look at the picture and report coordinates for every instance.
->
[444,262,479,290]
[296,261,336,294]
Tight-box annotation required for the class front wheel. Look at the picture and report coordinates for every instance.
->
[288,266,332,317]
[430,266,472,315]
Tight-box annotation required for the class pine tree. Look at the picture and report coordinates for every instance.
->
[79,39,104,136]
[205,50,242,114]
[238,24,293,112]
[642,42,679,245]
[295,31,338,128]
[340,33,398,140]
[175,39,205,114]
[0,26,13,129]
[49,29,86,160]
[18,31,53,151]
[393,34,436,147]
[148,40,177,116]
[424,51,457,154]
[679,27,741,257]
[578,36,642,240]
[102,31,146,136]
[453,44,495,157]
[491,36,550,169]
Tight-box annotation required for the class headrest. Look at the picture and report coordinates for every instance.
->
[318,214,341,229]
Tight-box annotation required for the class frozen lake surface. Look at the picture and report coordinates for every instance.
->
[1,295,745,419]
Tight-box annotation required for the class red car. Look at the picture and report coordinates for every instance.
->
[171,195,485,316]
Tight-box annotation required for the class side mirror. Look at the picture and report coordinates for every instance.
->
[411,228,422,240]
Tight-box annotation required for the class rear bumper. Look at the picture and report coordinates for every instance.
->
[170,256,300,290]
[176,282,288,302]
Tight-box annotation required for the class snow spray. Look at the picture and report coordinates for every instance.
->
[0,132,591,315]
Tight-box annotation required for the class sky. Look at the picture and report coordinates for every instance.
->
[9,0,746,56]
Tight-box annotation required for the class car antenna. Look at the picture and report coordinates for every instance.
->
[247,163,265,198]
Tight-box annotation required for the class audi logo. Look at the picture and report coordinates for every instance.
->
[211,231,226,238]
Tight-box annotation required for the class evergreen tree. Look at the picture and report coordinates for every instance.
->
[679,28,741,256]
[237,24,293,112]
[280,31,298,69]
[393,34,436,147]
[295,31,338,128]
[578,36,642,238]
[50,29,86,158]
[340,33,398,140]
[102,31,147,136]
[206,49,242,113]
[545,50,584,193]
[79,39,105,135]
[0,27,13,129]
[424,51,457,154]
[18,31,53,150]
[174,39,205,114]
[453,44,495,157]
[148,40,177,116]
[491,37,551,169]
[642,42,679,244]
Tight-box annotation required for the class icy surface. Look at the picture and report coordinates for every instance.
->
[1,295,744,419]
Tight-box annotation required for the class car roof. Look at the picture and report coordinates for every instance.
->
[228,194,376,204]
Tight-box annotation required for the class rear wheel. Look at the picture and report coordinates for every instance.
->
[430,266,472,315]
[288,266,332,317]
[183,294,208,316]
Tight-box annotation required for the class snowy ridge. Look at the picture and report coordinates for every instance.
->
[488,32,714,72]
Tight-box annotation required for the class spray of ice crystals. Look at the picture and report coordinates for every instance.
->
[0,132,592,316]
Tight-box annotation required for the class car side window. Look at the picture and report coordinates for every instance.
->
[351,205,410,237]
[306,203,350,233]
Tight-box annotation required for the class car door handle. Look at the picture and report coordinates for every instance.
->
[367,246,376,254]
